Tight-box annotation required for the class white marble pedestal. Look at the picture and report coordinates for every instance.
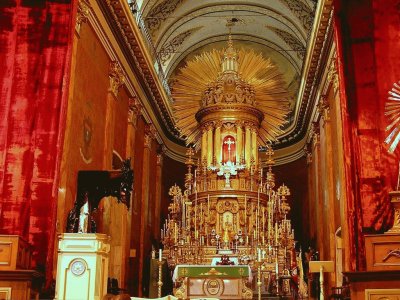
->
[54,233,110,300]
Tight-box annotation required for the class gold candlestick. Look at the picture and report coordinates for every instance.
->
[157,260,164,298]
[255,260,263,300]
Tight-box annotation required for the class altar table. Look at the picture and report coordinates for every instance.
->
[172,265,253,299]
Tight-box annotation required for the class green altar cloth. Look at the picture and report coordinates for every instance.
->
[173,265,251,281]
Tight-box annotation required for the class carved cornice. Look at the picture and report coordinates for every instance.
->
[275,1,333,149]
[101,0,180,141]
[109,61,125,97]
[76,0,91,34]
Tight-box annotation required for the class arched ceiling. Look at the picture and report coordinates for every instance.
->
[136,0,317,145]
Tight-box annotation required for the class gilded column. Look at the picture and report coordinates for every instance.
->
[154,150,164,239]
[104,61,125,168]
[245,124,251,168]
[126,96,141,165]
[319,95,336,283]
[251,127,258,166]
[311,122,324,259]
[201,126,207,164]
[236,122,243,164]
[214,122,222,165]
[125,96,141,290]
[138,124,156,296]
[207,123,214,166]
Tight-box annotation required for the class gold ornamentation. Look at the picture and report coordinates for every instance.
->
[128,96,141,126]
[76,0,90,34]
[386,192,400,234]
[157,154,163,166]
[317,95,330,122]
[172,42,290,146]
[327,56,339,94]
[109,61,125,98]
[144,124,156,148]
[199,268,228,276]
[385,81,400,153]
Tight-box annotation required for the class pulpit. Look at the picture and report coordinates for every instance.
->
[344,191,400,299]
[172,265,252,299]
[54,233,110,300]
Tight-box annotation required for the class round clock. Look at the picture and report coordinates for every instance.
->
[71,259,86,276]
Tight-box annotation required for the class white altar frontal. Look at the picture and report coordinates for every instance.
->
[172,265,252,299]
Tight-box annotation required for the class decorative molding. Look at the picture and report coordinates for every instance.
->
[280,0,315,31]
[145,0,185,34]
[157,153,164,166]
[128,96,142,126]
[144,124,157,148]
[327,55,339,94]
[304,147,312,164]
[267,26,306,60]
[317,95,330,123]
[275,1,333,148]
[102,0,180,139]
[311,122,320,147]
[109,61,125,98]
[76,0,91,34]
[158,27,201,65]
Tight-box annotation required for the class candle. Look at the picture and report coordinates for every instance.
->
[159,249,162,262]
[195,193,198,234]
[207,194,210,216]
[258,248,261,261]
[275,223,278,244]
[175,223,178,243]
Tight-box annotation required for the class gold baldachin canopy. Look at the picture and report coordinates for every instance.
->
[171,48,290,147]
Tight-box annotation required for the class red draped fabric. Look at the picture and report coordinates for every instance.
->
[222,135,236,164]
[333,0,399,270]
[0,0,75,284]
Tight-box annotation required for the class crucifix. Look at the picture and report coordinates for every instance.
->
[224,137,235,162]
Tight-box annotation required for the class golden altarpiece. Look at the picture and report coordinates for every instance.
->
[160,37,308,299]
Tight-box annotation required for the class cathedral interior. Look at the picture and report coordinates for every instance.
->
[1,0,400,299]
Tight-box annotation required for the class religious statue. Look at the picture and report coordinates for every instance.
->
[78,199,89,233]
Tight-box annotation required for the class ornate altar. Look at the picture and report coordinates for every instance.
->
[173,265,252,299]
[161,34,307,299]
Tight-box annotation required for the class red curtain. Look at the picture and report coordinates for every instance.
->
[333,0,399,270]
[0,0,75,284]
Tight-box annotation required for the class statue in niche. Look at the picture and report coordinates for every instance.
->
[235,84,244,103]
[214,83,223,103]
[66,158,134,233]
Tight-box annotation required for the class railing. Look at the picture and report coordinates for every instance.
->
[127,0,172,97]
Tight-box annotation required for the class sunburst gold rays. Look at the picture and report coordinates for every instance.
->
[385,81,400,153]
[171,48,290,147]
